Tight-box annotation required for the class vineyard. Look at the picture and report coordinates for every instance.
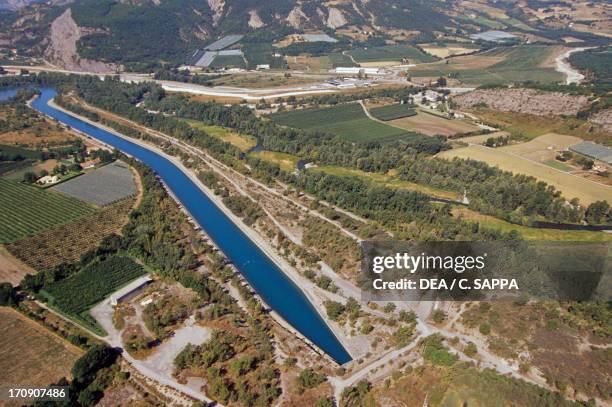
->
[370,104,417,121]
[7,197,136,270]
[42,256,147,334]
[269,103,413,143]
[0,179,95,243]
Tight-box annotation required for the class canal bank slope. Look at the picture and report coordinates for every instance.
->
[41,95,354,364]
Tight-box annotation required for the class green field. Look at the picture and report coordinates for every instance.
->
[409,46,563,85]
[347,44,437,63]
[0,178,95,243]
[269,103,414,143]
[243,43,286,70]
[327,52,358,67]
[42,256,147,335]
[544,159,573,172]
[210,55,246,69]
[370,104,417,121]
[250,150,299,172]
[184,119,257,151]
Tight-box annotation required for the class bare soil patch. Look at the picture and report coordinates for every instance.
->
[454,88,590,116]
[0,245,36,285]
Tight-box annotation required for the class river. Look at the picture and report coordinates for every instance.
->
[30,88,352,364]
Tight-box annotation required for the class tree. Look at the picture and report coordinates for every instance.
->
[585,200,610,225]
[0,282,16,306]
[23,171,38,183]
[72,345,117,384]
[324,300,345,320]
[317,396,334,407]
[297,368,326,389]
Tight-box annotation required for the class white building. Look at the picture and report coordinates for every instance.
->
[256,64,271,70]
[335,67,382,75]
[37,175,59,185]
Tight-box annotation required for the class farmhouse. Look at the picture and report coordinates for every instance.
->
[109,275,153,306]
[37,175,59,185]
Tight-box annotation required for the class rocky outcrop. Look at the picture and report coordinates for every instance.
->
[326,7,347,29]
[589,108,612,133]
[248,9,264,28]
[44,8,117,73]
[207,0,225,25]
[287,6,307,29]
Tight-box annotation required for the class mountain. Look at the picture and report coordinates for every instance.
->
[0,0,460,70]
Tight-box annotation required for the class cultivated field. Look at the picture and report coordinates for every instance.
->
[42,256,147,334]
[501,133,582,162]
[347,44,436,64]
[7,197,137,271]
[408,45,565,85]
[391,111,480,136]
[0,307,82,388]
[463,107,611,144]
[269,103,413,143]
[420,43,480,58]
[438,144,612,204]
[0,179,95,243]
[369,104,417,121]
[185,120,257,151]
[250,150,299,172]
[53,161,136,206]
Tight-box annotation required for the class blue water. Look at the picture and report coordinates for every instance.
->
[0,88,18,102]
[31,88,352,364]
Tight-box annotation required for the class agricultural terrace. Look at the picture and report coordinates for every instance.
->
[269,103,417,143]
[438,144,612,204]
[53,161,136,206]
[0,307,82,388]
[184,119,257,151]
[408,45,564,85]
[7,197,137,271]
[42,256,147,335]
[390,110,480,136]
[346,44,437,63]
[0,178,95,244]
[369,104,417,121]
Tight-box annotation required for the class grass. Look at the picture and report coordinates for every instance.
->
[0,307,82,387]
[311,165,461,201]
[453,207,612,242]
[0,178,96,243]
[409,45,563,85]
[327,52,358,67]
[438,145,611,205]
[347,44,437,63]
[42,256,147,335]
[184,119,257,151]
[544,159,573,172]
[250,150,299,172]
[369,104,417,121]
[269,103,414,143]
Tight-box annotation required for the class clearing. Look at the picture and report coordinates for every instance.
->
[184,120,257,152]
[0,245,36,285]
[0,307,82,388]
[420,43,480,58]
[453,207,612,242]
[390,110,480,136]
[0,178,95,244]
[250,150,299,172]
[269,103,414,143]
[438,144,612,204]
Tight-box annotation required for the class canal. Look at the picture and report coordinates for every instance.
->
[31,88,352,364]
